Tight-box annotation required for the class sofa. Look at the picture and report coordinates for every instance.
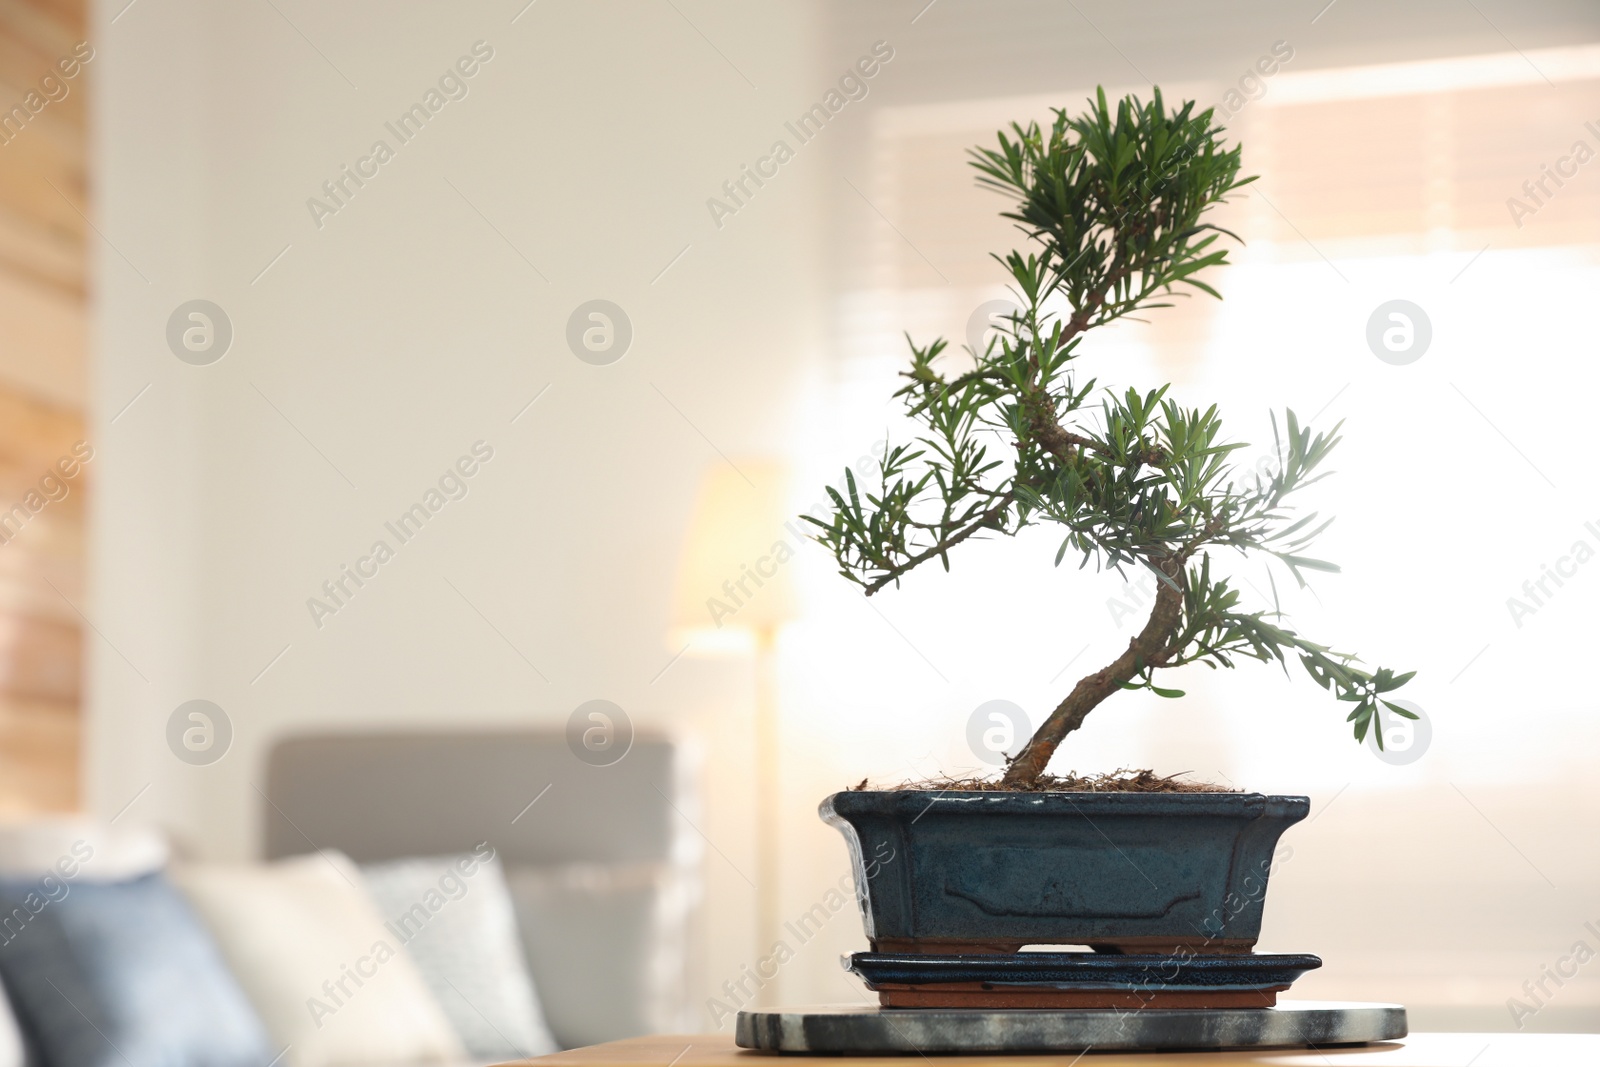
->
[0,731,702,1067]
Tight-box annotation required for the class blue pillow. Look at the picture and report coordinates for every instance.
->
[0,871,272,1067]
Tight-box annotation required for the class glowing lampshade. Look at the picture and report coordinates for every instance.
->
[670,460,800,654]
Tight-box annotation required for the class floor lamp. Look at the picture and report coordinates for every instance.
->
[671,461,796,999]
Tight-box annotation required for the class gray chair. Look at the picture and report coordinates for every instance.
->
[262,731,702,1048]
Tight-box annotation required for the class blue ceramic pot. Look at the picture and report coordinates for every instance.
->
[821,789,1307,954]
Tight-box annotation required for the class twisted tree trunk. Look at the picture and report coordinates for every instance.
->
[1001,560,1186,787]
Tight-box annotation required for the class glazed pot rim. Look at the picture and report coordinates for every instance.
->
[821,789,1310,820]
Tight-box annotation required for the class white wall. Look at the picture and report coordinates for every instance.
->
[90,0,827,1016]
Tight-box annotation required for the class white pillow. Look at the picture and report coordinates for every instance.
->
[172,852,464,1067]
[0,817,167,882]
[361,850,557,1060]
[0,980,22,1067]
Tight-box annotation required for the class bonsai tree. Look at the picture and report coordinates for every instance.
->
[808,88,1414,789]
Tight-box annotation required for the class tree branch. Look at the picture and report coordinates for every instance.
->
[862,492,1016,596]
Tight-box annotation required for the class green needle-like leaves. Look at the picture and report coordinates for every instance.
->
[804,88,1415,770]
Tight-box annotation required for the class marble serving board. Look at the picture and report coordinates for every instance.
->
[735,1000,1408,1054]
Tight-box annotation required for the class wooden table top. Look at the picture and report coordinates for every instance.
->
[523,1031,1600,1067]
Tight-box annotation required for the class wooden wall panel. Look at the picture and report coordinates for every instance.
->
[0,0,86,813]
